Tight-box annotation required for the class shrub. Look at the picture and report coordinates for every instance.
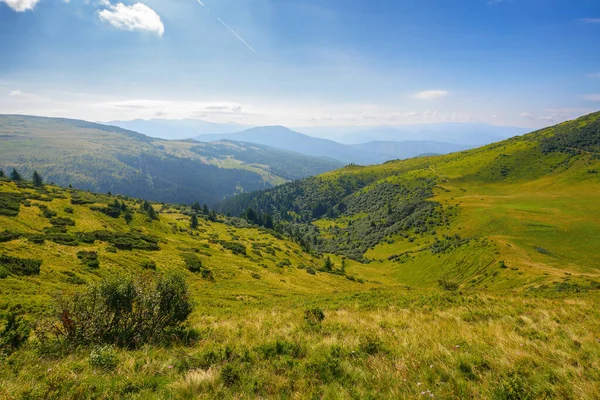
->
[306,266,317,275]
[0,254,42,277]
[89,345,119,371]
[77,251,99,269]
[304,308,325,326]
[64,207,74,214]
[277,258,292,268]
[181,253,214,281]
[141,261,157,270]
[0,230,21,243]
[0,193,22,217]
[48,273,194,348]
[438,278,459,291]
[493,372,533,400]
[0,309,30,355]
[221,241,246,256]
[50,217,76,227]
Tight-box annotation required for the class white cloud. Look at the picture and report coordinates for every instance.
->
[9,89,23,97]
[580,18,600,24]
[589,72,600,79]
[413,90,449,100]
[582,94,600,101]
[98,2,165,36]
[519,112,532,119]
[0,0,41,12]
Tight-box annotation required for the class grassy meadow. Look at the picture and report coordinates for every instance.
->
[2,112,600,398]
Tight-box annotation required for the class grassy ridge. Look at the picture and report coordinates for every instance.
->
[219,111,600,290]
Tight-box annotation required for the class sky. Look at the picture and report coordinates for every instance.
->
[1,0,600,129]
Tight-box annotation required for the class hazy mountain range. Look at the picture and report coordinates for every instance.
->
[108,119,528,164]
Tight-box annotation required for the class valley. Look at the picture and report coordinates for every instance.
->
[1,112,599,399]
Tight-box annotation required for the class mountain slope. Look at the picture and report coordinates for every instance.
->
[218,111,600,289]
[351,140,468,161]
[108,118,252,140]
[0,115,341,205]
[194,126,381,165]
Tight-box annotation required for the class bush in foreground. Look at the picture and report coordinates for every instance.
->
[44,273,193,348]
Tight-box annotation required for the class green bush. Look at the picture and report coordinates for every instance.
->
[304,308,325,326]
[438,278,459,291]
[0,230,21,243]
[0,309,31,355]
[77,251,99,269]
[277,259,292,267]
[89,345,119,371]
[0,193,22,216]
[141,260,157,270]
[306,266,317,275]
[181,253,214,281]
[48,273,194,348]
[220,241,247,256]
[221,364,240,387]
[0,254,42,277]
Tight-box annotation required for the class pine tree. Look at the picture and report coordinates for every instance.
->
[10,168,22,181]
[190,214,199,229]
[146,205,158,220]
[202,204,209,215]
[0,169,4,178]
[32,171,44,187]
[124,210,133,224]
[341,258,346,274]
[323,257,333,272]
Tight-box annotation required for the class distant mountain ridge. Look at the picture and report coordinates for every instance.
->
[193,126,472,165]
[0,115,341,205]
[107,119,252,140]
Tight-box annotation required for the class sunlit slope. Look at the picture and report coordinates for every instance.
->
[221,111,600,289]
[348,112,600,288]
[0,179,366,313]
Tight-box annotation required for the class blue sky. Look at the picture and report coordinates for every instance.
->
[1,0,599,129]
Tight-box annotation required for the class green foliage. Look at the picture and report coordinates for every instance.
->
[0,230,21,243]
[0,192,22,216]
[540,115,600,155]
[47,273,193,348]
[10,168,22,181]
[438,278,460,291]
[190,213,199,229]
[304,308,325,326]
[0,309,30,355]
[0,254,42,277]
[141,260,157,270]
[181,253,214,281]
[493,372,533,400]
[77,251,99,269]
[220,364,241,387]
[89,345,119,371]
[32,170,43,187]
[322,256,334,271]
[220,241,246,256]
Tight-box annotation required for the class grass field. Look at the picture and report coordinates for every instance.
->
[2,113,600,398]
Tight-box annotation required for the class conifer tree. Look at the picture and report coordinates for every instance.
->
[32,171,44,187]
[10,168,22,181]
[0,169,4,178]
[190,213,199,229]
[323,256,333,272]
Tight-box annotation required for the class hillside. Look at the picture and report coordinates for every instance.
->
[219,111,600,289]
[108,119,252,140]
[0,115,342,205]
[1,160,599,399]
[351,140,468,161]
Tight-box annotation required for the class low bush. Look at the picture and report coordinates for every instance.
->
[0,193,22,216]
[0,254,42,277]
[181,253,214,281]
[304,308,325,326]
[0,309,30,355]
[46,273,194,348]
[0,230,21,243]
[141,261,157,270]
[438,278,460,291]
[77,251,99,269]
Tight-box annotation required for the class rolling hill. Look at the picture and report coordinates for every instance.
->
[1,114,600,399]
[193,126,471,165]
[219,111,600,289]
[0,115,342,205]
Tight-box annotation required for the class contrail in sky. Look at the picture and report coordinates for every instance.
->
[195,0,256,53]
